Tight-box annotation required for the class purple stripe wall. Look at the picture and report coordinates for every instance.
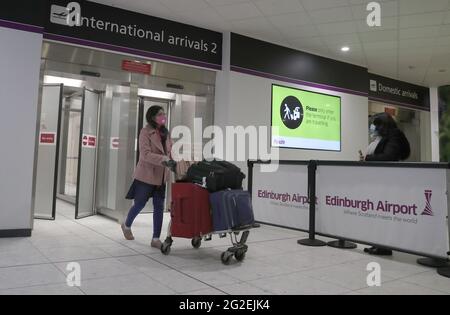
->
[1,19,221,71]
[0,19,43,34]
[230,65,369,98]
[0,18,431,113]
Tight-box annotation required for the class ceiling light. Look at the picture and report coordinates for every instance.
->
[138,89,176,100]
[44,75,83,88]
[341,46,350,52]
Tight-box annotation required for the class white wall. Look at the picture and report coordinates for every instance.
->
[214,32,231,132]
[430,87,440,162]
[229,72,369,160]
[420,111,432,161]
[215,70,369,185]
[0,27,43,232]
[215,32,369,175]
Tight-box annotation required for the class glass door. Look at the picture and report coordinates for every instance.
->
[136,97,170,165]
[75,88,101,219]
[137,97,171,214]
[96,84,138,222]
[57,93,82,204]
[34,84,63,220]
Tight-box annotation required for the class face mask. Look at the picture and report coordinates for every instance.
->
[155,115,167,127]
[369,124,378,136]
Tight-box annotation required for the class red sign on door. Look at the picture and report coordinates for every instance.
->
[40,132,56,145]
[110,137,119,150]
[122,60,152,75]
[82,134,97,148]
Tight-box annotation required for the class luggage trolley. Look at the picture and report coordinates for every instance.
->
[161,225,252,265]
[160,182,254,265]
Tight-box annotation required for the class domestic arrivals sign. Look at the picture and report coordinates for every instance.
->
[369,73,430,110]
[44,0,222,70]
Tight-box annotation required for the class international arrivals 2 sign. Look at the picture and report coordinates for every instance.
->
[44,0,223,70]
[0,0,223,70]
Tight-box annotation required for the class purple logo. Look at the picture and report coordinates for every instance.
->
[421,190,434,216]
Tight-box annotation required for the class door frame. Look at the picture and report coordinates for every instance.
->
[136,97,174,214]
[57,92,83,205]
[136,96,174,165]
[34,84,64,221]
[75,88,102,219]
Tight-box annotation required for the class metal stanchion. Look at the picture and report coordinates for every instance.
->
[327,239,357,249]
[298,161,326,247]
[417,258,450,268]
[248,160,264,229]
[437,267,450,278]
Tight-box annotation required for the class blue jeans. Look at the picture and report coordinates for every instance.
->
[125,181,166,239]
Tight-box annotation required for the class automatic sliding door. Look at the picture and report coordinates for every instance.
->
[34,84,63,220]
[75,88,100,219]
[137,98,170,214]
[57,95,82,204]
[96,85,137,221]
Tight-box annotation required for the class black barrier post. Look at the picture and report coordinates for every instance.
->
[248,160,266,229]
[436,251,450,278]
[328,239,357,249]
[438,267,450,278]
[247,160,254,197]
[298,160,326,247]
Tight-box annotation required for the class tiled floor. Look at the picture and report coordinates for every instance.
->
[0,200,449,295]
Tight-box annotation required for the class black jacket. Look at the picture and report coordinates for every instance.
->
[365,129,411,162]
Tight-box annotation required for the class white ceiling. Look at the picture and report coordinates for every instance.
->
[90,0,450,87]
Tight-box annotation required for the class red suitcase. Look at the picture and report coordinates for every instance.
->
[170,183,213,238]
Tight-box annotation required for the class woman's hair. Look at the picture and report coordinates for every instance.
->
[145,105,169,152]
[371,112,411,160]
[372,112,398,137]
[146,105,164,128]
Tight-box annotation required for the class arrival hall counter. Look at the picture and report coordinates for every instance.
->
[248,160,450,260]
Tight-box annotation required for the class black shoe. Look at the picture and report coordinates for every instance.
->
[364,246,393,256]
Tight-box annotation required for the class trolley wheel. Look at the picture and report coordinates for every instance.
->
[191,237,202,249]
[221,251,233,265]
[234,249,246,262]
[161,242,171,255]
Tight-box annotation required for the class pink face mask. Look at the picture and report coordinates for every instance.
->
[155,115,167,126]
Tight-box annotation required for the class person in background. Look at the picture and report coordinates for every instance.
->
[121,106,176,249]
[359,120,383,161]
[362,112,411,256]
